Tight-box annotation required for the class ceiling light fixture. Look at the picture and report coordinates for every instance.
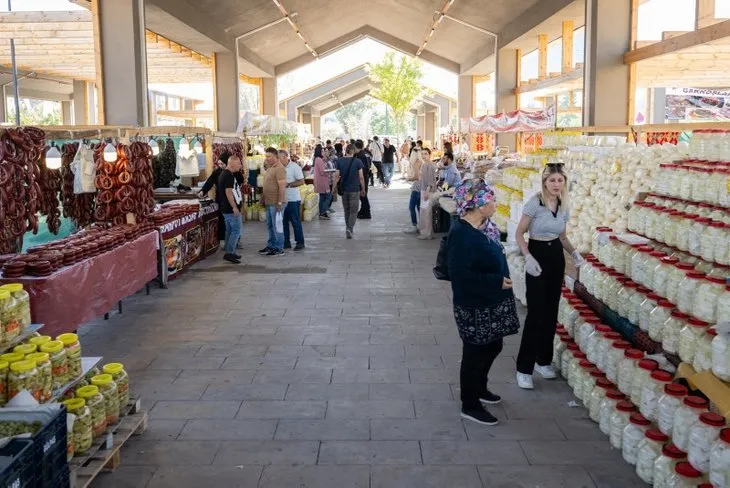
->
[270,0,318,58]
[416,0,457,57]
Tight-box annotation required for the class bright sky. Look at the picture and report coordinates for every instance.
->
[0,0,82,11]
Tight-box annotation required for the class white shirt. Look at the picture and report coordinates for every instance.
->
[285,161,304,202]
[368,141,384,161]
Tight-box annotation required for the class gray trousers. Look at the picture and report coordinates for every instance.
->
[342,191,360,232]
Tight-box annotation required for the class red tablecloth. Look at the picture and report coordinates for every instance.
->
[0,231,159,336]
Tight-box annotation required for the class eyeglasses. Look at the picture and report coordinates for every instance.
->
[545,163,564,168]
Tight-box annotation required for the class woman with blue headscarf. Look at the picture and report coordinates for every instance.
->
[447,178,520,426]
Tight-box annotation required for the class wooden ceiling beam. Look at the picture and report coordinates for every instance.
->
[0,11,91,22]
[561,21,574,73]
[624,19,730,63]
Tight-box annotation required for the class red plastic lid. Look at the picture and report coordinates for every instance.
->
[567,343,580,351]
[658,299,674,308]
[560,335,573,343]
[671,310,690,319]
[683,396,709,409]
[688,318,709,328]
[596,378,614,390]
[636,286,651,294]
[579,310,597,318]
[631,243,644,249]
[707,276,727,285]
[625,282,639,289]
[650,251,665,258]
[699,412,725,427]
[612,340,631,350]
[572,351,587,360]
[586,317,602,325]
[596,325,612,333]
[629,412,651,426]
[661,256,679,265]
[720,428,730,444]
[687,271,706,279]
[609,235,618,241]
[698,484,714,488]
[708,328,718,337]
[646,293,661,301]
[569,298,583,304]
[579,359,594,369]
[638,359,659,371]
[650,370,673,382]
[676,262,695,270]
[603,331,622,339]
[664,383,688,397]
[616,400,636,413]
[711,221,726,228]
[590,370,607,378]
[661,443,687,459]
[645,429,669,442]
[639,246,653,253]
[624,349,643,359]
[575,305,592,311]
[675,461,702,478]
[606,390,625,400]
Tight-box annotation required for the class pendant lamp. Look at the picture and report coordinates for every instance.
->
[45,146,62,170]
[103,142,117,162]
[149,139,160,156]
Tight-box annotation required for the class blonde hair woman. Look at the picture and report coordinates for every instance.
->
[514,163,584,389]
[404,148,424,234]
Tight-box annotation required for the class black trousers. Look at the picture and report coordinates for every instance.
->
[516,238,565,374]
[372,161,385,185]
[358,180,371,219]
[460,339,503,410]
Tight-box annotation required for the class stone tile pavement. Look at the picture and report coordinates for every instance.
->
[84,185,645,487]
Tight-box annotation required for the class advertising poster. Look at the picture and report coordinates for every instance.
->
[158,211,198,285]
[665,87,730,122]
[184,226,202,266]
[199,202,220,258]
[163,234,185,278]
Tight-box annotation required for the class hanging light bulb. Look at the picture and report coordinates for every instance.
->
[103,142,117,162]
[193,138,203,154]
[45,146,62,170]
[149,138,160,156]
[178,138,190,156]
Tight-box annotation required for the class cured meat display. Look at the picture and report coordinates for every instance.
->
[152,138,176,188]
[37,148,63,235]
[212,141,243,163]
[129,141,155,222]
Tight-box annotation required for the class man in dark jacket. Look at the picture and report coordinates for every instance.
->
[354,140,372,219]
[198,151,244,248]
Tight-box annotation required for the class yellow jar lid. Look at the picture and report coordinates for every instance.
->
[40,340,64,354]
[102,363,124,375]
[29,336,52,347]
[25,352,49,363]
[90,374,112,387]
[0,291,10,300]
[0,284,23,293]
[0,352,25,363]
[76,385,99,398]
[13,344,37,355]
[62,398,86,411]
[57,333,79,346]
[10,359,36,373]
[0,361,9,371]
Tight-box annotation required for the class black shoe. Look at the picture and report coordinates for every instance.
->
[223,253,241,264]
[266,249,285,257]
[460,408,498,426]
[258,247,271,254]
[479,391,502,405]
[233,253,242,260]
[294,244,305,251]
[284,243,292,250]
[346,230,353,239]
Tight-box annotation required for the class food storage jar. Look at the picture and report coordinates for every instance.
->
[709,428,730,487]
[0,360,8,406]
[645,252,667,291]
[679,271,707,314]
[655,443,688,488]
[649,299,675,342]
[701,221,725,263]
[573,359,595,402]
[553,332,571,373]
[679,318,710,364]
[596,331,622,373]
[693,169,711,203]
[720,170,730,207]
[25,352,51,403]
[590,378,615,423]
[628,203,643,233]
[616,280,638,318]
[8,359,39,402]
[0,290,21,344]
[623,412,652,465]
[577,317,602,352]
[606,340,631,383]
[694,277,726,323]
[717,285,730,326]
[28,335,51,349]
[631,359,659,405]
[605,272,623,312]
[640,292,661,332]
[610,400,637,449]
[58,333,82,379]
[690,218,713,257]
[568,351,587,390]
[626,244,644,278]
[674,396,710,452]
[91,374,120,425]
[582,257,599,295]
[654,257,680,298]
[714,327,730,382]
[640,369,673,422]
[594,265,611,303]
[558,293,573,326]
[40,340,68,389]
[645,206,662,240]
[102,363,129,408]
[715,223,730,266]
[62,397,93,456]
[582,369,606,406]
[698,202,715,218]
[600,389,626,435]
[561,342,580,380]
[664,310,691,355]
[664,212,683,248]
[658,383,689,436]
[592,227,613,258]
[631,246,653,287]
[694,328,718,374]
[565,302,589,338]
[0,284,30,329]
[618,349,644,396]
[680,167,696,200]
[667,262,697,305]
[636,428,670,484]
[628,286,648,325]
[677,213,695,252]
[575,310,598,342]
[586,324,613,364]
[612,238,631,274]
[604,235,619,269]
[76,385,107,437]
[12,343,35,356]
[689,412,726,473]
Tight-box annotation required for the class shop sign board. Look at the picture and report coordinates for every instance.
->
[665,87,730,121]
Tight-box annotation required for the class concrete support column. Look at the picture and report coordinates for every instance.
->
[425,112,436,144]
[61,101,72,125]
[0,90,5,123]
[72,80,89,125]
[416,114,425,140]
[213,52,240,132]
[583,0,632,127]
[651,88,666,124]
[262,77,278,116]
[311,115,321,137]
[457,75,473,122]
[96,0,148,126]
[496,48,519,150]
[87,84,97,124]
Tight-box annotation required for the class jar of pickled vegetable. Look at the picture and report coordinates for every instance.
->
[0,360,8,406]
[709,428,730,487]
[596,331,622,373]
[645,251,666,291]
[628,286,647,325]
[664,211,683,248]
[631,246,652,287]
[40,340,68,389]
[714,223,730,266]
[679,318,710,365]
[8,359,39,402]
[586,324,612,365]
[617,349,644,396]
[25,352,51,403]
[63,397,93,457]
[568,351,587,390]
[639,292,660,333]
[553,333,570,373]
[561,342,580,380]
[655,443,688,488]
[717,283,730,325]
[0,284,30,329]
[594,265,611,303]
[600,389,625,435]
[689,218,712,257]
[582,369,606,406]
[625,244,643,278]
[76,385,106,437]
[616,280,637,319]
[674,396,710,452]
[0,291,21,344]
[574,311,597,345]
[649,299,674,343]
[12,344,35,356]
[665,460,706,487]
[645,206,661,240]
[688,412,726,473]
[694,276,726,324]
[628,203,642,233]
[623,412,652,465]
[91,374,119,425]
[57,333,81,379]
[636,428,670,484]
[610,400,637,449]
[606,273,625,312]
[701,221,724,263]
[581,258,598,295]
[678,271,706,314]
[667,262,696,305]
[694,328,717,374]
[658,383,689,436]
[577,317,602,352]
[28,335,51,350]
[590,378,614,423]
[102,363,129,409]
[606,340,631,383]
[664,310,691,355]
[713,328,730,382]
[592,227,613,257]
[640,369,673,422]
[573,359,594,402]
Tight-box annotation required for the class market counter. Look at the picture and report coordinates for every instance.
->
[0,231,158,336]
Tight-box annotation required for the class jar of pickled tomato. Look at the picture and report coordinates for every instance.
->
[673,396,710,452]
[617,349,644,397]
[623,412,652,465]
[667,262,696,305]
[658,383,689,436]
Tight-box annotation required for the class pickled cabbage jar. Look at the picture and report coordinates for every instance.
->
[689,412,726,473]
[694,328,718,374]
[628,203,642,232]
[628,287,648,325]
[694,276,726,323]
[623,412,652,465]
[573,359,595,401]
[709,428,730,487]
[693,168,710,203]
[706,169,722,204]
[698,201,715,218]
[618,349,644,396]
[674,396,710,452]
[655,208,670,244]
[590,378,615,423]
[715,223,730,266]
[636,429,670,484]
[655,257,680,298]
[586,324,612,365]
[626,244,644,278]
[592,227,613,257]
[76,385,107,437]
[577,316,601,352]
[679,318,710,364]
[665,211,683,248]
[102,363,129,408]
[596,331,622,372]
[0,284,30,331]
[600,389,626,435]
[631,246,653,286]
[25,352,51,403]
[594,265,611,302]
[581,257,598,295]
[561,342,580,380]
[62,397,92,455]
[678,271,707,314]
[677,214,694,252]
[557,292,572,326]
[655,443,688,488]
[680,168,695,200]
[565,302,588,338]
[668,262,696,305]
[606,340,631,383]
[58,333,82,379]
[552,333,571,373]
[568,351,587,390]
[658,383,689,436]
[603,235,619,269]
[637,204,654,235]
[0,361,8,406]
[649,299,675,342]
[617,281,638,318]
[91,374,119,425]
[690,218,713,257]
[640,369,673,422]
[645,206,661,240]
[663,310,690,354]
[610,400,637,449]
[606,272,625,311]
[582,369,606,406]
[13,343,35,356]
[28,335,51,349]
[640,292,661,332]
[8,359,39,402]
[0,291,21,343]
[668,165,685,196]
[713,328,730,382]
[631,359,659,405]
[645,252,666,292]
[702,221,726,263]
[720,169,730,207]
[40,340,68,389]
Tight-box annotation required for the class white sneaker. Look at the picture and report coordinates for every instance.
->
[516,372,534,390]
[404,226,418,234]
[534,365,557,379]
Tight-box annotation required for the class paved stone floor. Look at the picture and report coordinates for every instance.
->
[84,183,645,487]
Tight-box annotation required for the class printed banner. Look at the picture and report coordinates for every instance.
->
[665,87,730,121]
[460,106,556,134]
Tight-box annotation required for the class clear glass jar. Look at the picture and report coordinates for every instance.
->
[674,396,710,452]
[25,352,51,404]
[557,293,573,328]
[655,257,680,298]
[677,214,695,252]
[678,271,707,314]
[689,412,726,473]
[8,359,39,402]
[640,369,674,423]
[701,221,725,263]
[631,246,653,287]
[568,351,587,390]
[606,272,624,312]
[552,333,571,374]
[720,169,730,207]
[582,258,598,295]
[645,206,661,240]
[76,385,107,438]
[606,340,631,384]
[596,331,622,373]
[631,359,659,405]
[628,287,647,325]
[582,369,606,406]
[645,252,666,292]
[617,281,638,318]
[713,328,730,382]
[680,168,695,200]
[715,224,730,266]
[603,236,619,269]
[694,277,726,324]
[590,378,615,423]
[639,292,660,332]
[103,363,129,408]
[586,325,613,365]
[709,428,730,487]
[40,340,68,389]
[573,359,595,402]
[561,342,580,380]
[636,429,670,484]
[623,412,652,465]
[717,284,730,328]
[566,303,589,338]
[655,209,670,244]
[690,218,713,257]
[698,202,715,218]
[577,317,602,352]
[663,310,690,354]
[597,230,615,267]
[617,349,644,396]
[0,284,30,330]
[58,333,82,380]
[90,374,120,426]
[610,400,638,449]
[664,211,683,248]
[0,290,21,344]
[628,202,643,233]
[592,227,613,258]
[693,168,710,203]
[626,244,644,279]
[594,266,611,303]
[612,239,630,274]
[658,383,689,436]
[667,262,696,305]
[655,444,689,488]
[62,397,93,455]
[679,318,710,364]
[649,299,675,343]
[600,389,626,435]
[694,328,718,374]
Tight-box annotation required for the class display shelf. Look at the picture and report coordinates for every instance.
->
[0,324,43,354]
[675,363,730,419]
[49,357,103,403]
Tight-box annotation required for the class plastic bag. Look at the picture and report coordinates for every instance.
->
[275,211,284,234]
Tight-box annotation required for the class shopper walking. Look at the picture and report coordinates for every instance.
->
[334,143,365,239]
[417,148,438,239]
[368,136,385,187]
[259,147,287,257]
[399,137,411,178]
[355,140,372,220]
[281,149,305,251]
[515,163,584,389]
[447,179,519,425]
[313,144,332,220]
[381,137,397,188]
[404,148,423,234]
[217,155,244,264]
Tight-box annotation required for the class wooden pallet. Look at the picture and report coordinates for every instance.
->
[70,398,148,488]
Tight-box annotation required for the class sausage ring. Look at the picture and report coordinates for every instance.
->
[95,174,114,191]
[118,171,132,184]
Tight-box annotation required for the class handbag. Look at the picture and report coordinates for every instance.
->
[336,157,355,196]
[454,297,520,345]
[433,235,450,281]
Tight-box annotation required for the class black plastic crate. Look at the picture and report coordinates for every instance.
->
[49,465,69,488]
[32,406,67,488]
[0,439,36,488]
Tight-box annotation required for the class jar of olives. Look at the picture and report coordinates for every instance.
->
[8,359,39,402]
[0,284,30,329]
[62,398,93,456]
[25,352,51,403]
[57,333,82,379]
[76,385,107,437]
[102,363,129,409]
[0,290,21,343]
[40,340,68,389]
[91,374,119,426]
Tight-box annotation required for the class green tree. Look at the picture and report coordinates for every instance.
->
[334,98,374,138]
[369,52,423,138]
[369,105,397,136]
[6,98,62,126]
